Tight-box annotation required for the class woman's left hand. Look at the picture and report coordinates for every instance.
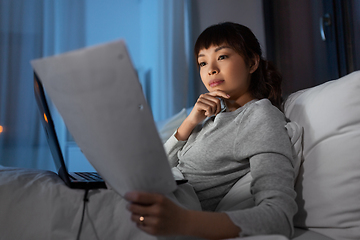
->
[124,191,189,236]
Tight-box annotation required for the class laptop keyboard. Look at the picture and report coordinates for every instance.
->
[71,172,104,182]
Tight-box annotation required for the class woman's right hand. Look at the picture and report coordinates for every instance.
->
[188,90,230,124]
[175,90,230,141]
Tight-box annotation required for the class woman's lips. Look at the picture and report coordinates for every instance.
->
[209,79,224,87]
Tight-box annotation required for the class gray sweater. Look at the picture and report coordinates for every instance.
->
[164,99,297,237]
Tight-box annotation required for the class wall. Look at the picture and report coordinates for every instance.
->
[191,0,265,52]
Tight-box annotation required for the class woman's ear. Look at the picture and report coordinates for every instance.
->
[249,55,260,74]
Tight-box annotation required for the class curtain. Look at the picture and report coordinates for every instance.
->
[137,0,196,122]
[0,0,194,170]
[0,0,86,170]
[151,0,196,121]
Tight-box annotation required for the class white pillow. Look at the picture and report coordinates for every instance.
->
[156,108,188,143]
[284,71,360,240]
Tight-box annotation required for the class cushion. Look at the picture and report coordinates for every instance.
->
[284,71,360,240]
[156,108,188,143]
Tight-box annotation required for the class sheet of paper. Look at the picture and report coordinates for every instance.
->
[31,40,177,196]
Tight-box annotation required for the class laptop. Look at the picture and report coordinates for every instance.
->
[31,40,183,195]
[34,72,107,189]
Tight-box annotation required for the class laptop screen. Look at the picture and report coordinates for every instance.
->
[34,73,64,174]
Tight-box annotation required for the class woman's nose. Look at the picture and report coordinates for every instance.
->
[208,63,219,75]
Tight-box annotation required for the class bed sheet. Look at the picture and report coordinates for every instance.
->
[0,167,294,240]
[0,167,148,239]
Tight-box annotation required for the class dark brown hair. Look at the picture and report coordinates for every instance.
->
[194,22,283,110]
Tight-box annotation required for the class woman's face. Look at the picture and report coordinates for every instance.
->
[197,45,258,106]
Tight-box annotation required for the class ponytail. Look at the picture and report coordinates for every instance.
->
[250,58,283,111]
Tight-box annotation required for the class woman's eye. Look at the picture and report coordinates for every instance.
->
[199,62,206,67]
[218,55,228,60]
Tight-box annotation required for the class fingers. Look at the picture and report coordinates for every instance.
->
[132,214,163,236]
[125,191,181,235]
[196,95,220,117]
[125,192,188,235]
[125,191,166,218]
[182,90,230,127]
[196,91,230,117]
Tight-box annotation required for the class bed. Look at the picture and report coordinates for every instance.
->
[1,71,359,240]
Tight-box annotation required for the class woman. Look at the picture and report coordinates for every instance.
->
[125,22,297,239]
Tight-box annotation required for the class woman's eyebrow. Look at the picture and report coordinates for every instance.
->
[198,46,231,58]
[214,45,231,52]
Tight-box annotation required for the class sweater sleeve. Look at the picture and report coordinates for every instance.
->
[226,100,298,238]
[163,132,187,167]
